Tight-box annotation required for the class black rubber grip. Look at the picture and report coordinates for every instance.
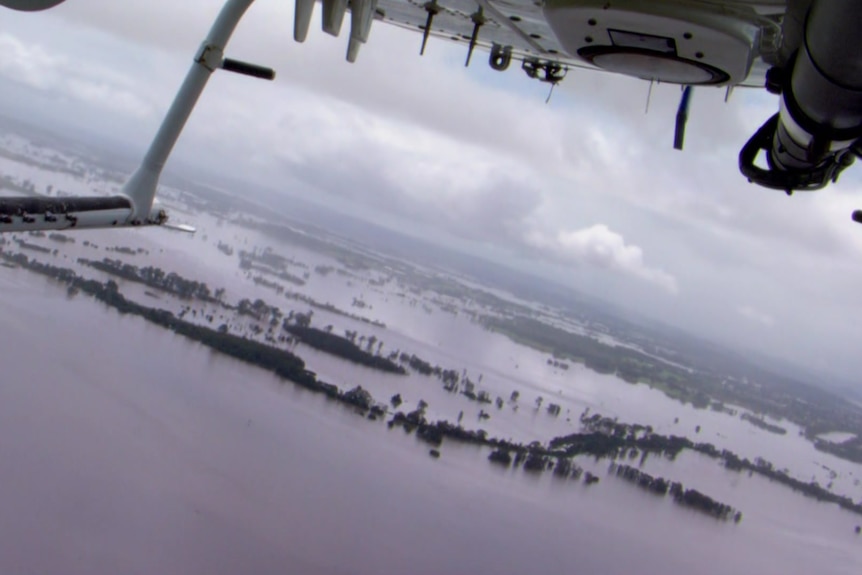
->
[221,58,275,80]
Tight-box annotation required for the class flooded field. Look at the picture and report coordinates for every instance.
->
[0,134,860,573]
[0,269,860,574]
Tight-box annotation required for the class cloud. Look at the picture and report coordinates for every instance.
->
[0,32,154,118]
[737,305,775,327]
[0,32,57,89]
[5,3,862,379]
[524,224,679,294]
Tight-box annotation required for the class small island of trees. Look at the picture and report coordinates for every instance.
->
[283,322,406,375]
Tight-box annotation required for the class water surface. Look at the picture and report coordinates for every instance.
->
[0,266,859,574]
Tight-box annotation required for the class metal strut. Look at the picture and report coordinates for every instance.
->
[0,0,265,233]
[122,0,263,223]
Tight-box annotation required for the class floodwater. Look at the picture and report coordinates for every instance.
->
[69,211,861,499]
[820,432,857,444]
[0,254,861,574]
[17,208,862,498]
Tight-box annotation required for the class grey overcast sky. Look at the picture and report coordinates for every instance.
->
[1,0,861,382]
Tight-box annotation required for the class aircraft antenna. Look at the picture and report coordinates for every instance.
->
[673,86,693,150]
[420,1,440,55]
[645,79,655,114]
[545,82,556,104]
[465,8,486,67]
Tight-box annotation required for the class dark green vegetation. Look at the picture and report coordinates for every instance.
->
[283,324,406,375]
[741,413,787,435]
[231,245,384,327]
[235,217,387,274]
[483,315,862,464]
[106,246,146,256]
[550,413,862,516]
[5,245,860,523]
[217,241,233,256]
[47,233,74,244]
[387,408,746,521]
[239,247,307,272]
[611,463,741,521]
[240,249,306,287]
[15,238,52,254]
[483,316,665,383]
[80,258,221,302]
[252,275,285,294]
[189,180,862,470]
[284,291,385,327]
[813,435,862,465]
[0,250,393,416]
[394,352,461,388]
[237,204,862,459]
[85,253,383,329]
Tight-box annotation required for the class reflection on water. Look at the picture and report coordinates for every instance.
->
[819,432,858,444]
[0,265,860,574]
